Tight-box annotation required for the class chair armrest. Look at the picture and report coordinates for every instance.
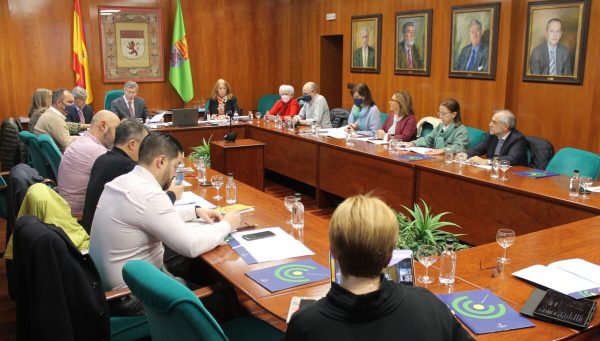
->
[106,287,132,301]
[192,282,229,299]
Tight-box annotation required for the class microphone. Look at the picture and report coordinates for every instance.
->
[224,114,237,142]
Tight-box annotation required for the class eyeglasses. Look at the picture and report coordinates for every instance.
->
[480,259,504,277]
[438,111,452,117]
[389,98,401,104]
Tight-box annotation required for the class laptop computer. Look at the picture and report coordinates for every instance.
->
[171,108,198,127]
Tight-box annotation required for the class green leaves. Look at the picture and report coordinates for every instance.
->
[187,135,212,167]
[395,199,469,253]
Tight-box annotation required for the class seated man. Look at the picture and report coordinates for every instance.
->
[90,133,240,314]
[66,86,93,125]
[110,80,149,121]
[57,110,120,216]
[286,195,470,340]
[466,110,528,166]
[34,88,78,151]
[294,82,332,128]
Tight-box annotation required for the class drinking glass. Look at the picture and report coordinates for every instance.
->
[416,245,438,284]
[456,149,467,164]
[580,176,593,199]
[389,139,397,154]
[345,131,356,146]
[491,159,500,179]
[499,160,511,181]
[284,195,296,224]
[211,175,224,201]
[193,157,207,185]
[444,148,453,164]
[496,228,516,264]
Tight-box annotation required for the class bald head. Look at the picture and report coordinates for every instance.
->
[90,110,120,149]
[489,109,516,137]
[302,82,318,95]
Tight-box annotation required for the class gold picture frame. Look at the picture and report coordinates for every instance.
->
[350,14,382,74]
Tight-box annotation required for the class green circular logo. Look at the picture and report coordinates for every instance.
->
[451,296,507,319]
[273,264,317,283]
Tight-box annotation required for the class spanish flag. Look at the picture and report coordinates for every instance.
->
[72,0,93,103]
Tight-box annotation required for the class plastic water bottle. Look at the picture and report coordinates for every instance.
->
[225,173,237,205]
[291,193,304,230]
[569,169,580,197]
[233,110,239,121]
[439,238,456,285]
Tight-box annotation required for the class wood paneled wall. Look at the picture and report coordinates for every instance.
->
[0,0,598,152]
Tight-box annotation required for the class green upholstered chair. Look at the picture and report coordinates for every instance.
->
[122,260,284,341]
[104,90,125,110]
[37,134,62,180]
[466,126,486,150]
[546,147,600,180]
[379,112,388,127]
[257,94,280,118]
[420,122,434,138]
[18,131,52,179]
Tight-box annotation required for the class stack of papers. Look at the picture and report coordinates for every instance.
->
[227,227,314,264]
[325,127,348,139]
[218,204,255,214]
[399,146,434,154]
[174,191,216,209]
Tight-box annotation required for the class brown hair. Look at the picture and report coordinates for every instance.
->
[392,91,414,117]
[28,88,52,117]
[350,83,376,107]
[329,195,398,278]
[440,98,462,126]
[210,79,233,101]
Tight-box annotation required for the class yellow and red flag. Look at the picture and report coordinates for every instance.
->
[72,0,93,103]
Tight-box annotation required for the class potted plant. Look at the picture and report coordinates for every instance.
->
[187,136,212,167]
[396,200,468,253]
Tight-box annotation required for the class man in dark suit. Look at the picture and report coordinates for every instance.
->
[465,110,528,167]
[109,81,149,121]
[454,19,489,72]
[529,18,572,76]
[397,21,423,70]
[353,26,375,68]
[66,86,93,124]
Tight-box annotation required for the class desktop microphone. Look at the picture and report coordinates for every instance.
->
[224,114,237,142]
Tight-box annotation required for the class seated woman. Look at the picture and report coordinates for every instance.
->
[28,88,52,133]
[206,79,239,120]
[286,195,470,341]
[402,98,468,154]
[376,90,417,141]
[347,83,381,137]
[263,84,299,121]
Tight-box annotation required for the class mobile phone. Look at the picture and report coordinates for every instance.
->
[175,172,184,185]
[242,231,275,241]
[382,249,415,286]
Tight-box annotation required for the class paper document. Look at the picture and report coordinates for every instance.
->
[230,227,314,263]
[471,163,492,170]
[513,258,600,299]
[367,139,389,145]
[174,191,216,209]
[398,146,434,154]
[325,127,348,139]
[150,112,166,123]
[586,186,600,193]
[181,180,192,187]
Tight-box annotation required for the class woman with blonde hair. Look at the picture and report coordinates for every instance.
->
[286,195,469,341]
[376,90,417,141]
[28,88,52,132]
[206,79,239,120]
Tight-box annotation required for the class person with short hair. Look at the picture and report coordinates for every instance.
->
[110,81,149,121]
[34,88,78,151]
[465,109,528,166]
[353,26,375,68]
[347,83,381,136]
[206,79,239,120]
[376,91,417,141]
[295,82,331,128]
[286,195,470,341]
[264,84,299,120]
[403,98,469,154]
[57,110,120,216]
[66,86,93,124]
[27,88,52,133]
[455,19,489,72]
[529,18,572,76]
[397,22,423,69]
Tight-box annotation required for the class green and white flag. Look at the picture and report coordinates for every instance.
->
[169,0,194,102]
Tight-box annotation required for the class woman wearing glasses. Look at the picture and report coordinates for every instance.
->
[375,91,417,141]
[402,98,468,154]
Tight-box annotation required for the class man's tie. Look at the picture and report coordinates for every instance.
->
[494,139,505,157]
[128,101,135,119]
[363,48,368,67]
[407,47,413,68]
[77,107,85,123]
[549,50,556,75]
[465,48,477,71]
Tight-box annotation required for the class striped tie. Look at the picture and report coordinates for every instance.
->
[549,50,556,75]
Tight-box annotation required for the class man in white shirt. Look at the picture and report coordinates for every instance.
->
[90,133,240,314]
[295,82,332,128]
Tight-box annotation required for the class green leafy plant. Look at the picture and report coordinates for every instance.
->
[396,200,469,253]
[187,135,212,167]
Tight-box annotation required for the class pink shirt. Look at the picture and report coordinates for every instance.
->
[57,131,108,215]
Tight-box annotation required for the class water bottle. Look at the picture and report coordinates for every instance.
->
[439,238,456,285]
[491,157,500,179]
[233,110,239,121]
[291,193,304,230]
[225,172,237,205]
[569,169,580,197]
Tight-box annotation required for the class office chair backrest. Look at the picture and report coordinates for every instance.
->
[379,112,388,127]
[18,131,52,179]
[257,94,280,118]
[466,126,486,150]
[123,260,228,341]
[104,90,125,110]
[546,147,600,180]
[37,134,62,180]
[526,136,554,170]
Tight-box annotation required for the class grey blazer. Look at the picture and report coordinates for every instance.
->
[110,96,148,121]
[529,43,572,76]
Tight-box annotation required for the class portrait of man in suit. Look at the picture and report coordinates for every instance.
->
[352,27,375,68]
[454,19,489,72]
[351,15,381,73]
[529,18,573,76]
[397,22,423,70]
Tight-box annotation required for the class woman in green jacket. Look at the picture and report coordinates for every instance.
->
[403,98,468,154]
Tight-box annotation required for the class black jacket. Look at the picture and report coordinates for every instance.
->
[206,96,239,117]
[13,215,110,340]
[65,104,94,124]
[286,277,471,341]
[0,118,26,171]
[467,129,529,166]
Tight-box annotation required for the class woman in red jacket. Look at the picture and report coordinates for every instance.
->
[264,84,299,120]
[376,91,417,141]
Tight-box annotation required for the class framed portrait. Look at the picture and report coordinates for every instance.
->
[449,3,500,80]
[395,10,432,76]
[99,7,164,83]
[523,0,590,84]
[350,14,382,73]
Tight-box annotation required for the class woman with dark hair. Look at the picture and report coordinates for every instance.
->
[376,90,417,141]
[285,195,470,341]
[206,79,239,120]
[403,98,468,154]
[347,83,381,136]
